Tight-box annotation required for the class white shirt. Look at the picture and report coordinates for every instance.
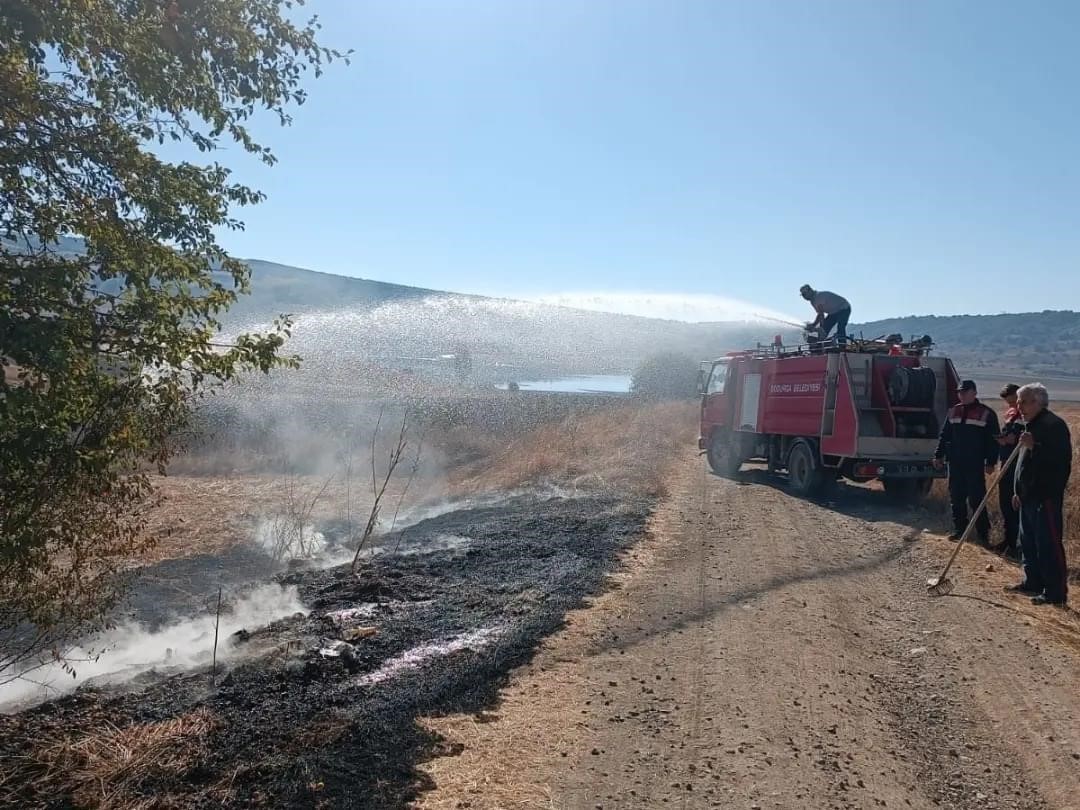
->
[812,290,850,315]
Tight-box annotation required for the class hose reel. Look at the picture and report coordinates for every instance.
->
[888,365,937,408]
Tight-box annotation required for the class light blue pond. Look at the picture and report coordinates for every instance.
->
[495,374,632,394]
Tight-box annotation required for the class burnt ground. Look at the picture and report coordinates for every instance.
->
[119,544,283,630]
[0,492,652,809]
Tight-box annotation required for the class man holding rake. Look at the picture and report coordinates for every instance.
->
[1007,383,1072,607]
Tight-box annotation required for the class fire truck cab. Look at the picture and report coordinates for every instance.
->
[699,335,958,499]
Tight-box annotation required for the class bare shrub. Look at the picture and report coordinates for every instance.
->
[631,352,700,400]
[259,471,335,562]
[352,409,420,571]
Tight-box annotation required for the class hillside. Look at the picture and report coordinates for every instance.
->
[0,238,441,322]
[220,287,777,393]
[227,259,1080,380]
[856,311,1080,378]
[221,260,442,322]
[6,237,1080,380]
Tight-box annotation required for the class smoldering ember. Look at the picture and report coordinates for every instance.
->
[0,352,687,806]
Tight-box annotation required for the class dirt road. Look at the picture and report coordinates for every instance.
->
[418,461,1080,810]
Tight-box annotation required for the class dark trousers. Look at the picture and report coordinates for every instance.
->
[821,307,851,346]
[997,465,1019,548]
[1019,497,1069,602]
[948,465,990,542]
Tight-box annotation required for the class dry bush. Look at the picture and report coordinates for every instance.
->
[446,399,698,498]
[1,709,218,809]
[434,425,506,473]
[165,445,276,478]
[141,426,424,568]
[140,474,286,563]
[261,472,335,562]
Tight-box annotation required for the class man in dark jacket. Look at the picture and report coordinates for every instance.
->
[994,383,1024,556]
[1007,383,1072,606]
[933,380,1000,545]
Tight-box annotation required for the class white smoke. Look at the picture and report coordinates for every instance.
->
[354,533,472,562]
[0,584,306,713]
[253,516,330,561]
[355,624,505,687]
[388,485,582,532]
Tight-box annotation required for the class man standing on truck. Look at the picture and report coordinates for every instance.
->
[994,383,1024,557]
[1008,383,1071,606]
[800,285,851,348]
[933,380,1000,545]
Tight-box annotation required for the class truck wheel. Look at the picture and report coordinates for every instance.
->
[787,441,824,496]
[707,430,743,477]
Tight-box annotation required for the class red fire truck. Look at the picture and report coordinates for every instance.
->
[698,335,959,499]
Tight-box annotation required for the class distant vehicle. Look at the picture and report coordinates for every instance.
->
[699,333,955,499]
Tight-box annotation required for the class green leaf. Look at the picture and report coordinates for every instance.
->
[0,0,346,675]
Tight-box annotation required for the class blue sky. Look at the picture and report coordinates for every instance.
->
[207,0,1080,322]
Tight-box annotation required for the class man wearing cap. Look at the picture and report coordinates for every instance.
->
[933,380,1000,545]
[994,383,1024,556]
[799,285,851,348]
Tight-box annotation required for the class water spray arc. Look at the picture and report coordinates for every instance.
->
[752,313,806,330]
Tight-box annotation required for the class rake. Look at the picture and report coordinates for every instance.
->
[927,441,1024,596]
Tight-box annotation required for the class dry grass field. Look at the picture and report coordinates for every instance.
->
[141,396,698,567]
[442,399,698,498]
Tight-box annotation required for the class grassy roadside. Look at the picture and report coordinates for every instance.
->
[441,399,698,498]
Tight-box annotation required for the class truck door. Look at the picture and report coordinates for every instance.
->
[701,360,731,432]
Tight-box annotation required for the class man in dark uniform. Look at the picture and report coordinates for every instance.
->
[993,383,1024,556]
[1008,383,1071,606]
[933,380,1000,545]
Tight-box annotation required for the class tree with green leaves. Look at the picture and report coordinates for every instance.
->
[630,351,701,400]
[0,0,345,678]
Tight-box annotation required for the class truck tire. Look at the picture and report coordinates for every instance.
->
[787,440,825,497]
[707,429,743,477]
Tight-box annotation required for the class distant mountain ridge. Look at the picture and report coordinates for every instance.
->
[0,237,443,320]
[5,237,1079,376]
[855,311,1080,377]
[224,259,444,322]
[224,262,1080,381]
